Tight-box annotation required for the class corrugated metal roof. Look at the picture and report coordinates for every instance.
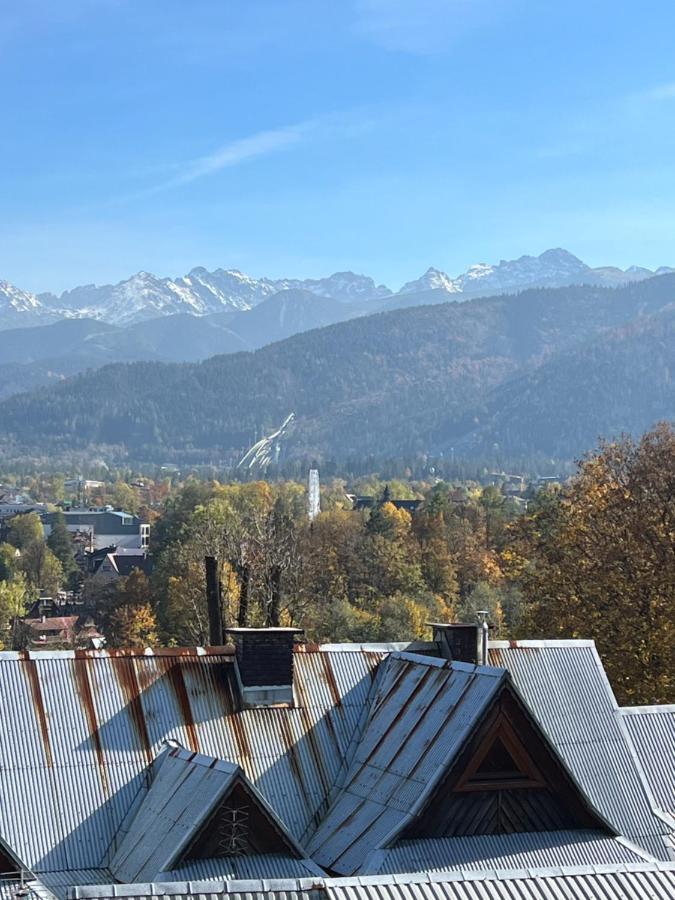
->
[0,639,672,889]
[111,745,308,883]
[0,879,53,900]
[307,654,506,874]
[0,648,381,874]
[621,705,675,822]
[65,863,675,900]
[37,871,112,900]
[369,830,653,874]
[157,857,323,883]
[488,641,672,856]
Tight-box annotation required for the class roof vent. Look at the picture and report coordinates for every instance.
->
[225,627,304,708]
[427,622,480,665]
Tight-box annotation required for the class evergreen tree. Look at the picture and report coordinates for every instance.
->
[46,511,77,579]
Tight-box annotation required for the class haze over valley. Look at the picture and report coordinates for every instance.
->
[0,251,672,469]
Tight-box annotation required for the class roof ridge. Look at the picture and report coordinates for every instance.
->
[620,704,675,715]
[66,861,675,896]
[488,640,596,648]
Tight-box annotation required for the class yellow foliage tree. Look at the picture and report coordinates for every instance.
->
[517,423,675,704]
[107,603,158,648]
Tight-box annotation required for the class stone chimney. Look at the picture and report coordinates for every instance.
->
[225,627,304,708]
[427,622,481,665]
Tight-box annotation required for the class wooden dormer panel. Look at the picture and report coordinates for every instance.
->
[404,685,610,838]
[181,780,300,861]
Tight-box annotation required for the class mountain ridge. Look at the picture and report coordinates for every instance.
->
[3,247,673,330]
[1,273,673,466]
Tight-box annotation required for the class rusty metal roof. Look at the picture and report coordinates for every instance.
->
[0,646,381,874]
[307,653,506,875]
[0,639,672,892]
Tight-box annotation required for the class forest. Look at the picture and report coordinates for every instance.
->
[0,276,673,467]
[2,425,669,705]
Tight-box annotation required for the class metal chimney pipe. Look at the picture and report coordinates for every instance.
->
[477,610,490,665]
[204,556,223,646]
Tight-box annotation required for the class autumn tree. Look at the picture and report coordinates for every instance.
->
[517,424,675,704]
[0,574,28,648]
[107,603,158,648]
[99,571,158,648]
[0,543,19,582]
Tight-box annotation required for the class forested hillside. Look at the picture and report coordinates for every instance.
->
[0,275,673,465]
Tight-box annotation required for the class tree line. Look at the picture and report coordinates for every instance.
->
[0,423,672,704]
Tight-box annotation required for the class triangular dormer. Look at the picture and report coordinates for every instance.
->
[404,683,612,838]
[111,746,307,883]
[181,778,301,860]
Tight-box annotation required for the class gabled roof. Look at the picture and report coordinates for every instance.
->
[308,654,505,873]
[621,705,675,826]
[0,638,671,889]
[307,652,612,875]
[488,641,674,857]
[0,645,380,873]
[111,744,309,882]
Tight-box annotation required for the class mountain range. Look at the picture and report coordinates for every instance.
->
[2,248,673,330]
[0,272,672,467]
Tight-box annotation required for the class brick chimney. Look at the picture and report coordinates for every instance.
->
[225,627,304,708]
[427,622,481,665]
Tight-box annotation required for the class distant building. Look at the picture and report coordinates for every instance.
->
[0,501,48,520]
[42,507,150,550]
[15,614,104,649]
[308,469,321,521]
[89,548,154,584]
[536,475,562,485]
[351,495,422,513]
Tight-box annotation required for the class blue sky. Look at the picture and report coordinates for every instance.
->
[2,0,675,293]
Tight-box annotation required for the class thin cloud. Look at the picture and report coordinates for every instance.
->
[96,108,380,209]
[156,125,305,192]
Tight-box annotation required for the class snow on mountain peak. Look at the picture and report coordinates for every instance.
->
[399,267,460,294]
[2,249,673,329]
[0,280,42,312]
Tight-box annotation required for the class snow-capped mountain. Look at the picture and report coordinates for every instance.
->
[0,280,43,313]
[399,267,461,295]
[455,248,591,293]
[283,272,391,302]
[34,268,391,326]
[0,280,52,328]
[4,249,674,331]
[397,249,673,298]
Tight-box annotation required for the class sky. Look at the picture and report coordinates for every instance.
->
[3,0,675,293]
